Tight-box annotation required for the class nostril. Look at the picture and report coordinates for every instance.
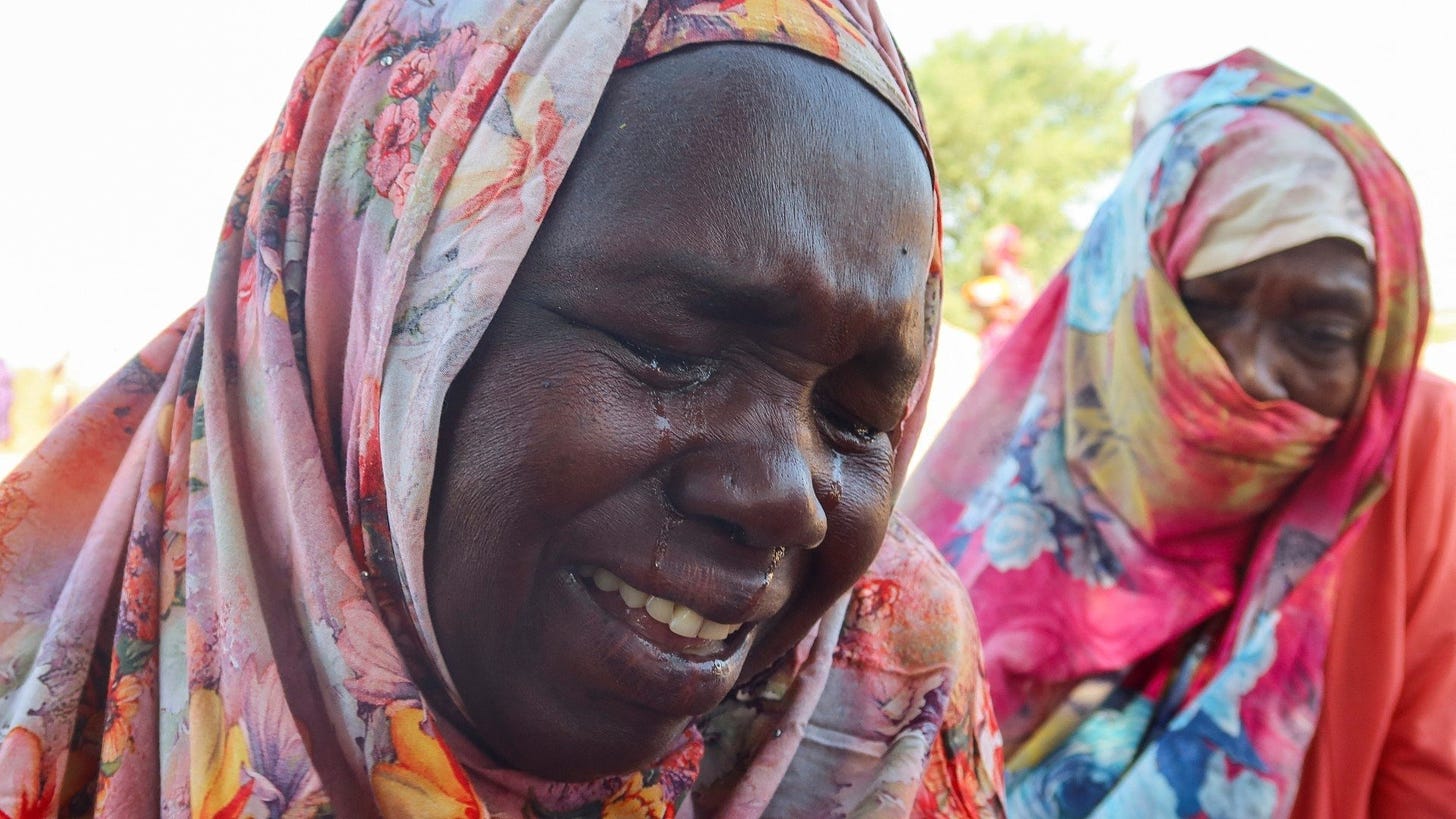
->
[664,440,827,552]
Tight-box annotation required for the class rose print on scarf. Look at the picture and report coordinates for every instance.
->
[356,16,485,219]
[983,484,1058,571]
[366,99,421,197]
[388,50,437,99]
[1119,614,1281,816]
[1004,614,1280,818]
[834,576,903,667]
[957,396,1121,585]
[0,727,54,819]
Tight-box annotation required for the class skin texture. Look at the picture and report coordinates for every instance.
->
[425,44,935,781]
[1181,237,1375,419]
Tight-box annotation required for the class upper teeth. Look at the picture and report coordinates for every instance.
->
[590,568,742,641]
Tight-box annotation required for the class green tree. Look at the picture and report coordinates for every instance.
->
[914,27,1135,329]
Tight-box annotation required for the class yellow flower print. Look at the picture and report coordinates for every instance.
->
[189,689,257,819]
[267,277,289,321]
[100,673,146,777]
[371,705,481,819]
[734,0,842,55]
[603,772,673,819]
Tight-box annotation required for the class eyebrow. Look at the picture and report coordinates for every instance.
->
[631,250,804,329]
[686,283,800,328]
[1291,285,1375,318]
[587,245,924,373]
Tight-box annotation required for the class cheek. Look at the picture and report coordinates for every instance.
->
[427,341,665,628]
[1328,356,1366,417]
[831,454,897,546]
[445,353,662,527]
[801,457,898,605]
[1285,351,1364,418]
[742,457,896,676]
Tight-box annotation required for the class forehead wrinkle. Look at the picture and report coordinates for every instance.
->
[586,45,931,212]
[1290,277,1375,315]
[534,43,933,366]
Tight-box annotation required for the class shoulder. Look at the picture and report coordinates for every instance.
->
[844,511,983,673]
[1387,372,1456,518]
[1377,371,1456,601]
[1403,371,1456,447]
[825,512,1006,815]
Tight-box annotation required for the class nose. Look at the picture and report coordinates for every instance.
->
[665,416,830,553]
[1214,325,1288,403]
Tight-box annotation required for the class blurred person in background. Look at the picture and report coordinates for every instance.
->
[904,50,1453,817]
[963,223,1036,370]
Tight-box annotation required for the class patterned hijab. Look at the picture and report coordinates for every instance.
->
[903,49,1426,817]
[0,1,962,815]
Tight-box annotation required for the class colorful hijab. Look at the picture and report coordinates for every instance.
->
[902,49,1427,817]
[0,1,1004,816]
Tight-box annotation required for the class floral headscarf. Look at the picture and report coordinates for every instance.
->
[0,1,1007,816]
[903,49,1427,818]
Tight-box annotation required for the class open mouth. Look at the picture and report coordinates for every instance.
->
[574,565,752,660]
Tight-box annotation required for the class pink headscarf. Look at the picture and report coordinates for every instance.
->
[904,49,1427,817]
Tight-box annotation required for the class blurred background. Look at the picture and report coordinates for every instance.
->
[1,0,1451,475]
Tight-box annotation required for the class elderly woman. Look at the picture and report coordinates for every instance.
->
[903,50,1454,817]
[0,1,1005,815]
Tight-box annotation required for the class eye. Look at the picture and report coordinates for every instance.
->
[1290,321,1361,358]
[816,400,886,453]
[610,332,714,390]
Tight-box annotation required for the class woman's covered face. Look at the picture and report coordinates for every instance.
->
[1181,237,1375,418]
[426,45,935,780]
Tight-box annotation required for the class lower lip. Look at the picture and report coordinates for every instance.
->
[542,569,754,717]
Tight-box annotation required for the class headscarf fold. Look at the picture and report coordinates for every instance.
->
[0,1,981,816]
[903,49,1427,818]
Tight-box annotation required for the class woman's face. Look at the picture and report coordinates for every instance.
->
[1181,237,1375,419]
[426,45,935,780]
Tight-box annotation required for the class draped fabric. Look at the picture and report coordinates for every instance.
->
[1290,372,1456,817]
[902,49,1427,818]
[0,1,1004,815]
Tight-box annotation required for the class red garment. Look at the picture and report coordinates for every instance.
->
[1293,372,1456,817]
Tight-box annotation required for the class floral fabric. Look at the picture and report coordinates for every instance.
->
[902,49,1427,818]
[0,0,1003,816]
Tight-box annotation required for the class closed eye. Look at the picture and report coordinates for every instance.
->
[1288,320,1363,358]
[606,330,715,390]
[815,400,885,453]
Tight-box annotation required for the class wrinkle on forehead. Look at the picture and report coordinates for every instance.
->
[533,42,935,347]
[569,43,933,234]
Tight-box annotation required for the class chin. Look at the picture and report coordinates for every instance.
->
[485,714,695,782]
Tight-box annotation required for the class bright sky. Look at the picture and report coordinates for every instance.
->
[2,0,1449,386]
